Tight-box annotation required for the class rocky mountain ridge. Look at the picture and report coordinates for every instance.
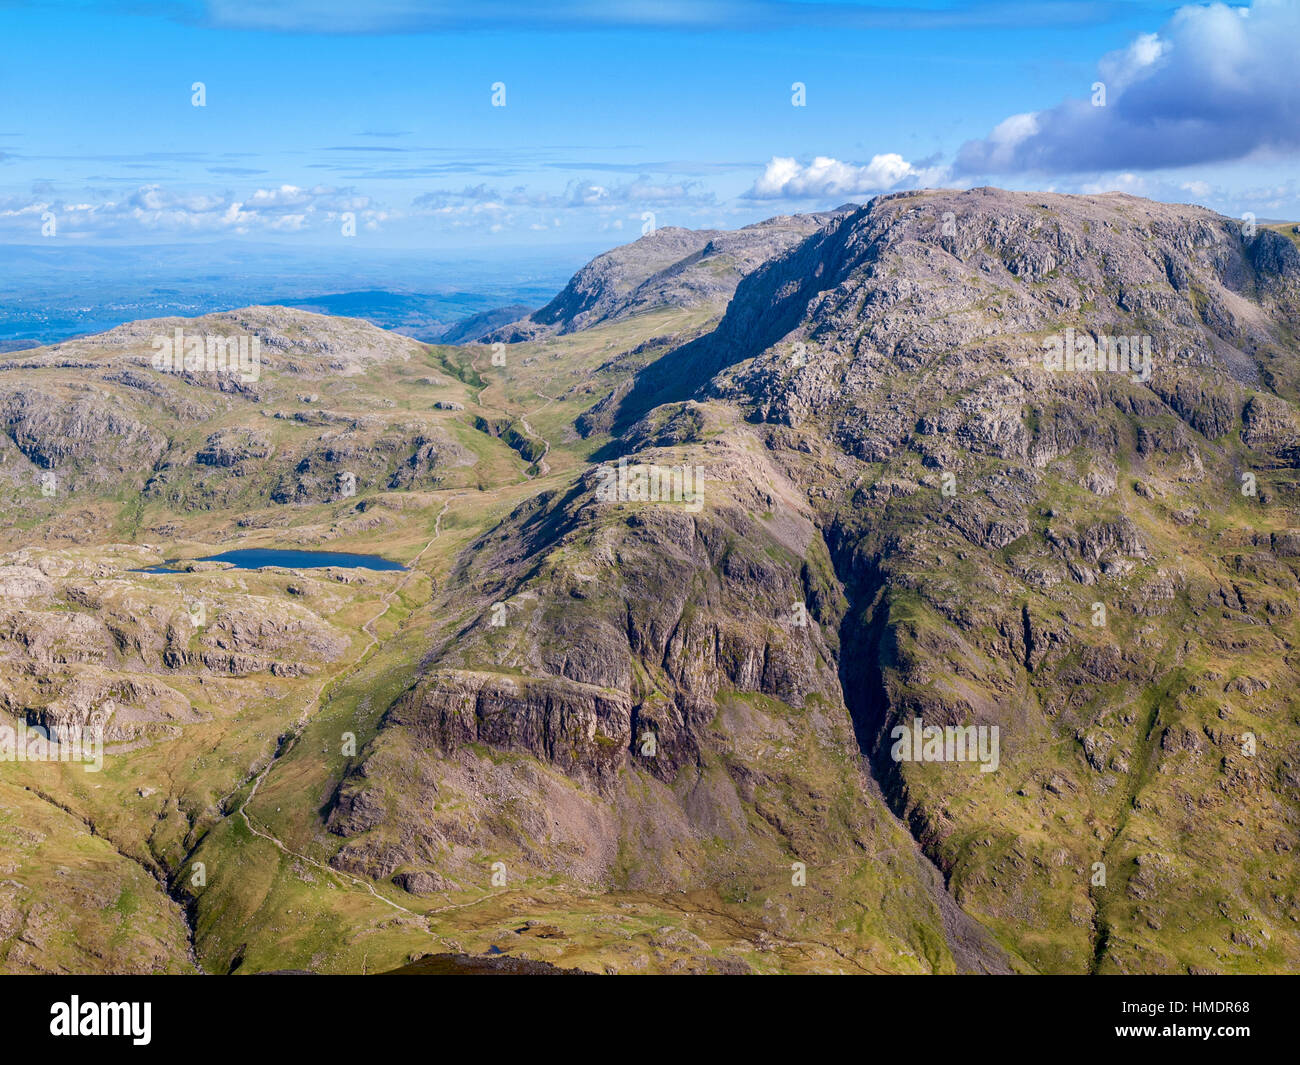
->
[335,188,1300,972]
[484,209,851,343]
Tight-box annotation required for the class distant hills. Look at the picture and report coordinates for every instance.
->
[277,291,538,342]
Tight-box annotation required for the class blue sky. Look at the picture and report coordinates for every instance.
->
[1,0,1297,251]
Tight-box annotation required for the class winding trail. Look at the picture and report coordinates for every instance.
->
[230,497,460,925]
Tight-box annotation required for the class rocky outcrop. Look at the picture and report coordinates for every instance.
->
[387,671,633,788]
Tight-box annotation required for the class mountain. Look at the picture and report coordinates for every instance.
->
[3,190,1299,975]
[483,209,851,342]
[434,303,535,344]
[597,187,1300,973]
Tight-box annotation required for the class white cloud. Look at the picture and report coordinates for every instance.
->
[0,183,383,239]
[746,153,942,199]
[956,0,1300,175]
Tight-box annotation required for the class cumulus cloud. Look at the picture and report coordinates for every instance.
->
[0,183,380,239]
[0,171,716,241]
[955,0,1300,175]
[745,153,941,199]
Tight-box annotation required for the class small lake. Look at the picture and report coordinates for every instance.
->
[136,548,406,573]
